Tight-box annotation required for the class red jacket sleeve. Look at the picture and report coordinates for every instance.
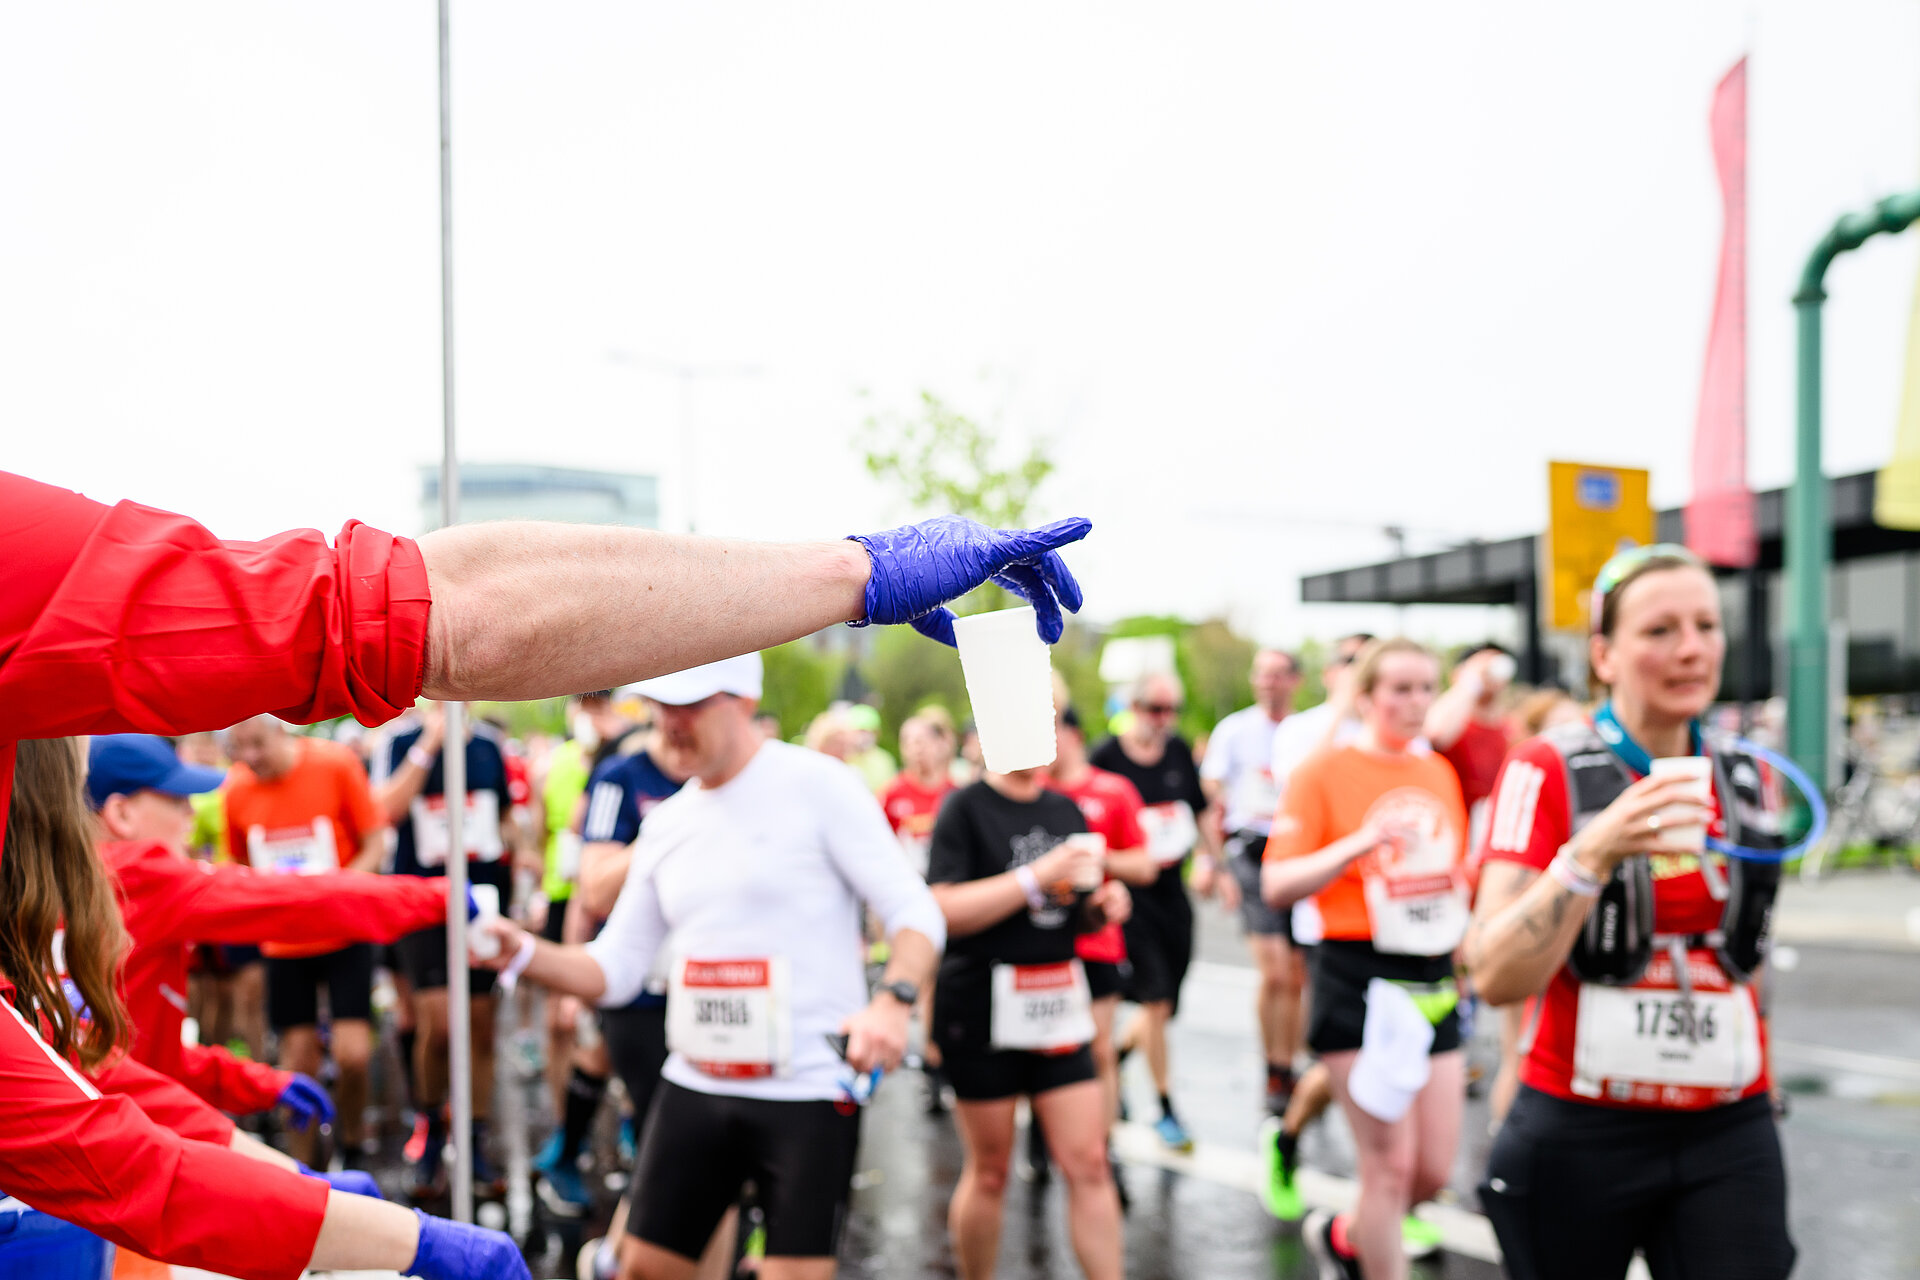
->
[172,1041,294,1117]
[0,470,431,740]
[113,843,451,946]
[88,1051,238,1146]
[0,994,325,1280]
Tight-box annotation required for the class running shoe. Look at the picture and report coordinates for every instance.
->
[1302,1209,1362,1280]
[471,1123,507,1200]
[1257,1116,1303,1222]
[537,1163,592,1219]
[403,1113,432,1166]
[532,1130,564,1175]
[1153,1113,1194,1154]
[1401,1214,1443,1259]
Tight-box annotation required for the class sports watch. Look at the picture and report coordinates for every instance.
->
[879,979,920,1006]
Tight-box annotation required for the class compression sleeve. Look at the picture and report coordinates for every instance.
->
[816,759,947,950]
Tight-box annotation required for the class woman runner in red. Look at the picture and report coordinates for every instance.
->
[1466,545,1794,1280]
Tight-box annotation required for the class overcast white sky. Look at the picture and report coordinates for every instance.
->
[5,2,1919,647]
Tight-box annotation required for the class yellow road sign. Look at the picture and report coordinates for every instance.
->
[1546,462,1654,631]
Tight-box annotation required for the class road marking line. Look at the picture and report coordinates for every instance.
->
[1111,1123,1657,1278]
[1110,1121,1502,1264]
[1771,1039,1920,1083]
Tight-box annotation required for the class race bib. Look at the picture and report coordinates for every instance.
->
[246,817,338,876]
[1363,871,1470,957]
[667,956,792,1079]
[1572,951,1763,1102]
[990,960,1095,1053]
[1139,801,1199,866]
[1233,768,1282,830]
[410,790,504,866]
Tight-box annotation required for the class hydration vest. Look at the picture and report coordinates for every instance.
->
[1539,720,1787,986]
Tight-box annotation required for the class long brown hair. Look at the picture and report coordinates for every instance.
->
[1,739,131,1069]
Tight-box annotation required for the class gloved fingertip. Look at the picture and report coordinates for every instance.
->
[1033,515,1093,546]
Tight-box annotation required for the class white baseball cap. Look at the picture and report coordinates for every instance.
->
[630,652,764,706]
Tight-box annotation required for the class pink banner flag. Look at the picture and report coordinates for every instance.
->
[1685,57,1757,568]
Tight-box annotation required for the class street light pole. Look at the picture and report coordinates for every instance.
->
[434,0,474,1225]
[1787,189,1920,785]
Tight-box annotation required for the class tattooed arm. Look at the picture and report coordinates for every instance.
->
[1466,772,1714,1006]
[1464,860,1595,1006]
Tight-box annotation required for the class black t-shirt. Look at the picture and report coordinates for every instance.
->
[1089,734,1207,896]
[926,780,1089,1047]
[384,726,513,887]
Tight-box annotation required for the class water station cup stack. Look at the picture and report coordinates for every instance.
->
[951,605,1058,773]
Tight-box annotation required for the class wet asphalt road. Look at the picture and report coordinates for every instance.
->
[344,886,1920,1279]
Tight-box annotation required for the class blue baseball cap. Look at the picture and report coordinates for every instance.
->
[86,735,226,809]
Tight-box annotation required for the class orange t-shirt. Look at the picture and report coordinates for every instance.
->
[1263,744,1468,942]
[224,738,386,958]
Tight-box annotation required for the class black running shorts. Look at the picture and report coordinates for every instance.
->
[627,1079,862,1261]
[939,1044,1097,1103]
[1481,1088,1794,1280]
[265,943,374,1031]
[1120,884,1193,1012]
[600,1002,669,1130]
[1305,939,1460,1056]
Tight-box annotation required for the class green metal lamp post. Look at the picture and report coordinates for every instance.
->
[1788,189,1920,783]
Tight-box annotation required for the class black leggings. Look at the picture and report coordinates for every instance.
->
[1481,1087,1794,1280]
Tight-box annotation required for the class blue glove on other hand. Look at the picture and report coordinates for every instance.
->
[277,1072,335,1128]
[406,1209,532,1280]
[850,516,1092,646]
[296,1162,384,1199]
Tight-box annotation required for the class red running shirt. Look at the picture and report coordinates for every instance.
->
[1046,768,1148,965]
[0,470,431,1279]
[879,771,954,868]
[1478,730,1772,1111]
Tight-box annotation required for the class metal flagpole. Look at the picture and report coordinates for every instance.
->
[435,0,475,1225]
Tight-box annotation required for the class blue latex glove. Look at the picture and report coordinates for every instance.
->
[406,1208,531,1280]
[277,1072,335,1128]
[296,1162,384,1199]
[849,515,1092,646]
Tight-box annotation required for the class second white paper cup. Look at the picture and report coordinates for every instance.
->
[1648,756,1712,853]
[952,605,1058,774]
[468,883,502,960]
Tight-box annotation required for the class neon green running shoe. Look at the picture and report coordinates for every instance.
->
[1257,1116,1303,1222]
[1401,1213,1443,1258]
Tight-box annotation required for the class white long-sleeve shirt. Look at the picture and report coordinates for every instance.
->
[586,740,947,1101]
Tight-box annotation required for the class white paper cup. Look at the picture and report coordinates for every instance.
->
[951,605,1058,773]
[1649,756,1712,853]
[468,883,501,960]
[1065,832,1108,891]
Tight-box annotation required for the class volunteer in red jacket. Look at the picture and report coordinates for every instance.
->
[1260,639,1470,1280]
[0,466,1089,1280]
[1466,545,1794,1280]
[88,734,449,1131]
